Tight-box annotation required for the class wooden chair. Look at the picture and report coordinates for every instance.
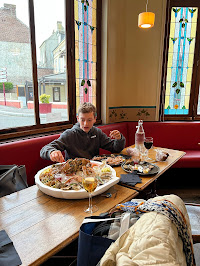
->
[185,203,200,243]
[185,203,200,265]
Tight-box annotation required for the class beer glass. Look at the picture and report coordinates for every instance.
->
[82,176,98,214]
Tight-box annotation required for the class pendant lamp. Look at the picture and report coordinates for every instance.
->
[138,0,155,29]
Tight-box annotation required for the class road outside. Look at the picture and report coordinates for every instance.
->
[0,105,69,129]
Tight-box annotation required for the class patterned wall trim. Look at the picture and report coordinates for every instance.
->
[108,106,156,123]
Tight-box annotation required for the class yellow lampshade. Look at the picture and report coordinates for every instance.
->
[138,12,155,28]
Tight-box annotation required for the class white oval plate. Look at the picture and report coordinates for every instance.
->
[35,161,119,199]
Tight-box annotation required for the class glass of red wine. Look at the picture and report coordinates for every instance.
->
[144,137,153,161]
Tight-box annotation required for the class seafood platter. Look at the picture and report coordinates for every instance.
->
[35,158,118,199]
[121,160,159,176]
[92,154,126,167]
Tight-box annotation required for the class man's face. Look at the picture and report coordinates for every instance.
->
[77,112,96,133]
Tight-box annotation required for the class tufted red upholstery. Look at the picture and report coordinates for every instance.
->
[1,121,200,186]
[128,121,200,150]
[0,134,60,186]
[171,150,200,168]
[128,121,200,168]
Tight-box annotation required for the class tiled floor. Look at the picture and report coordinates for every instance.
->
[153,168,200,202]
[157,187,200,204]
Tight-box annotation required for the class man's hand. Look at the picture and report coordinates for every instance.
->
[109,130,121,140]
[50,150,65,163]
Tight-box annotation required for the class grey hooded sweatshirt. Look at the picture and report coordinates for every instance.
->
[40,123,126,160]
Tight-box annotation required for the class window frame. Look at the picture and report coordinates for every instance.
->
[0,0,102,141]
[160,0,200,121]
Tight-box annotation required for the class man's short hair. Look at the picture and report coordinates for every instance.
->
[78,102,97,117]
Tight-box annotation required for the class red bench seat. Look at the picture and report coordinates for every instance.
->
[1,121,200,186]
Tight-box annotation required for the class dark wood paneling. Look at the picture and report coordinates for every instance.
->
[29,0,40,125]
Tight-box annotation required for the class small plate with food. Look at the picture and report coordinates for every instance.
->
[92,154,126,167]
[121,161,159,176]
[35,158,119,199]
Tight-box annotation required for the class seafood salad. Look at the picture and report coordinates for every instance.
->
[123,163,153,174]
[122,160,154,174]
[92,154,125,166]
[39,158,113,191]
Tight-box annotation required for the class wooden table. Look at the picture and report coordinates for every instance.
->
[0,184,138,265]
[0,146,185,265]
[117,146,186,191]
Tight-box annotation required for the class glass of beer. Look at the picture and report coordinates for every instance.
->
[82,175,98,214]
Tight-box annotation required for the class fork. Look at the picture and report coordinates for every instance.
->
[101,192,112,198]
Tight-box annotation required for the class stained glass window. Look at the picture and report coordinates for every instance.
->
[164,7,198,115]
[74,0,97,114]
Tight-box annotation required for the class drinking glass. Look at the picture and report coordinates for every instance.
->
[82,176,98,214]
[138,144,147,162]
[144,137,153,161]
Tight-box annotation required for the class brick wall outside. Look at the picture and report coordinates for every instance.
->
[0,5,32,86]
[0,6,30,43]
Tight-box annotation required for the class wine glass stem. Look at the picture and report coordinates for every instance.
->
[89,192,92,211]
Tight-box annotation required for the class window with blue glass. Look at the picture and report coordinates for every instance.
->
[162,1,200,120]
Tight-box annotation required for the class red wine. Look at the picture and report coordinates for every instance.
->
[144,141,153,150]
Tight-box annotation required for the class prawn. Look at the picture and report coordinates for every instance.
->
[82,165,96,177]
[65,175,82,184]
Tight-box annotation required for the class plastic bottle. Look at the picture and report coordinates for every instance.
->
[135,120,145,150]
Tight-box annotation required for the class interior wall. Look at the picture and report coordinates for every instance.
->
[102,0,167,123]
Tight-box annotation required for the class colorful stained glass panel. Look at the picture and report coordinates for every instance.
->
[164,7,198,115]
[74,0,97,113]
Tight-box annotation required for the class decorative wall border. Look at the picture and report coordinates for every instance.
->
[108,106,156,123]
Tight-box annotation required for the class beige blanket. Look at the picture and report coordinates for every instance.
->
[100,195,193,266]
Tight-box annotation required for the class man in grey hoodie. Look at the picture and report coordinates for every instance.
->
[40,102,126,163]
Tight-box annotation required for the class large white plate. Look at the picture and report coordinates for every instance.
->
[35,161,119,199]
